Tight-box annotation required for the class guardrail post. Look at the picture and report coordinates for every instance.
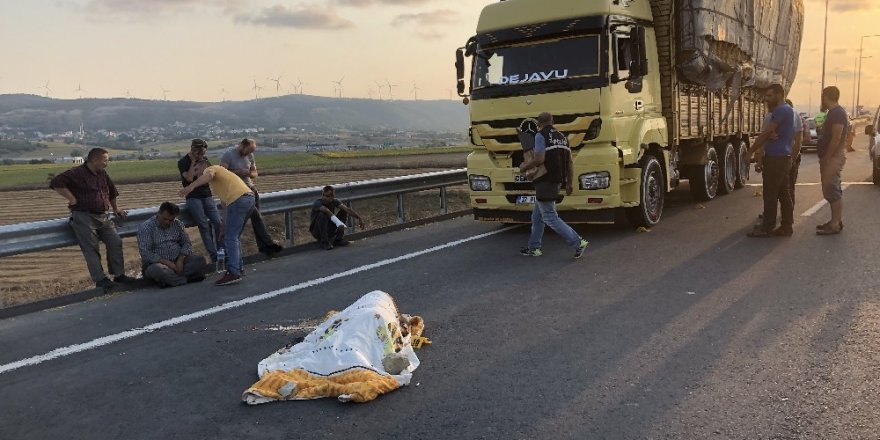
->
[440,186,448,215]
[396,194,406,224]
[284,211,295,245]
[346,200,356,231]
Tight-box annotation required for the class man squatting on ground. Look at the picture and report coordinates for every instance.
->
[180,162,255,286]
[178,138,223,262]
[137,202,207,288]
[50,147,136,290]
[310,185,365,250]
[517,112,589,259]
[748,84,795,238]
[221,138,283,256]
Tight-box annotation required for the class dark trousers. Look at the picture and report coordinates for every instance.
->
[143,255,207,287]
[310,211,348,244]
[248,189,277,251]
[785,155,801,206]
[69,211,124,282]
[762,156,793,231]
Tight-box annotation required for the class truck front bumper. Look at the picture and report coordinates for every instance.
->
[473,208,617,224]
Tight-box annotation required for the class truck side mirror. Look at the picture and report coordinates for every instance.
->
[866,125,876,136]
[629,26,648,77]
[455,48,466,96]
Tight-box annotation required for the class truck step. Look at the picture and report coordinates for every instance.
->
[620,178,638,185]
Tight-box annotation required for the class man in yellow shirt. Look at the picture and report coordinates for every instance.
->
[180,161,254,285]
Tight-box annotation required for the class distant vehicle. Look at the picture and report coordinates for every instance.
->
[865,105,880,185]
[802,118,819,151]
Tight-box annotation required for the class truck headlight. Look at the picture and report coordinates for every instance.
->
[579,171,611,190]
[469,175,492,191]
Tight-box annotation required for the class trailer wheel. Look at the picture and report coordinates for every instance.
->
[689,145,719,202]
[718,141,737,194]
[735,139,750,188]
[626,155,665,227]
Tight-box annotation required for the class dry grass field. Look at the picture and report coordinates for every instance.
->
[0,164,470,307]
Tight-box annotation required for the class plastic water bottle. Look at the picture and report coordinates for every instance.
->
[216,248,226,273]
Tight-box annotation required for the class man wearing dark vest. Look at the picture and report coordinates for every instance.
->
[518,112,589,259]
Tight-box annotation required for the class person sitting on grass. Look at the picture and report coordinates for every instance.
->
[137,202,207,288]
[310,185,365,250]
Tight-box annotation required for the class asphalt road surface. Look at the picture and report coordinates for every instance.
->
[2,140,879,440]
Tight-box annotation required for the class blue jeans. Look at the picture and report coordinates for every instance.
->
[528,200,582,250]
[186,197,223,261]
[224,194,255,276]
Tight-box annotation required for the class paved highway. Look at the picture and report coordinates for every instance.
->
[1,140,879,439]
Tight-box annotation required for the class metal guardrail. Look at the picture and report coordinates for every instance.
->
[0,169,468,259]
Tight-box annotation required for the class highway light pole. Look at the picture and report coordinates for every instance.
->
[856,34,880,118]
[820,0,829,100]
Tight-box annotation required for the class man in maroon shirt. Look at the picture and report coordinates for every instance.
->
[50,148,135,290]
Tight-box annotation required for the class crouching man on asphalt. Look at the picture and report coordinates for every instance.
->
[310,185,365,250]
[137,202,207,288]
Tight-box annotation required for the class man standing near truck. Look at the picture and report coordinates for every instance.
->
[815,86,848,235]
[748,84,795,237]
[518,112,589,258]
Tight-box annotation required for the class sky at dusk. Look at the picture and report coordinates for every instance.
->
[1,0,880,115]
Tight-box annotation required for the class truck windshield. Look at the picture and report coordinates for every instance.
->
[472,35,601,90]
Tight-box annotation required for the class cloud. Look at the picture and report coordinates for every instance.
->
[233,5,353,29]
[807,0,875,12]
[83,0,242,16]
[335,0,435,7]
[391,10,458,27]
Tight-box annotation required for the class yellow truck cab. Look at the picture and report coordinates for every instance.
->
[456,0,804,227]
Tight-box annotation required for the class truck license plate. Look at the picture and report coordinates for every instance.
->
[516,196,536,205]
[514,174,528,183]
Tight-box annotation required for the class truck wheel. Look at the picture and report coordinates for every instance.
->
[874,157,880,185]
[689,145,719,202]
[718,141,736,194]
[734,139,750,188]
[626,155,665,227]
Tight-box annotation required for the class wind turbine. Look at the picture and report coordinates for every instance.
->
[268,73,283,96]
[42,81,52,98]
[332,76,345,98]
[220,87,228,102]
[125,89,132,99]
[374,81,385,100]
[412,82,421,100]
[385,79,398,101]
[251,80,263,99]
[75,83,86,99]
[161,87,171,101]
[295,78,304,95]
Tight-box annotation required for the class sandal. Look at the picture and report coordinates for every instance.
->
[816,221,844,231]
[816,224,842,235]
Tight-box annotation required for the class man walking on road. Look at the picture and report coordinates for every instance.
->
[221,138,283,256]
[748,84,795,238]
[518,112,588,258]
[50,147,136,290]
[137,202,207,288]
[178,138,222,262]
[815,86,848,235]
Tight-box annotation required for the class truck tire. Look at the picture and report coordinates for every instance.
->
[718,141,737,195]
[626,155,665,227]
[874,157,880,185]
[735,139,750,188]
[689,145,720,202]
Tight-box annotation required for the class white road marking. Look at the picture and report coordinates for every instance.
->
[745,182,872,187]
[0,227,517,375]
[801,184,850,217]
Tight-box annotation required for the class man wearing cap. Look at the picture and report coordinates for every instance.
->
[178,138,222,262]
